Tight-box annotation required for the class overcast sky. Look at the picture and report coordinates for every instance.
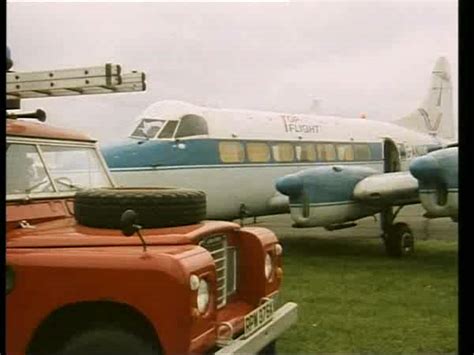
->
[7,1,458,143]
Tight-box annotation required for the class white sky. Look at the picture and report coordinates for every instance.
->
[7,1,458,143]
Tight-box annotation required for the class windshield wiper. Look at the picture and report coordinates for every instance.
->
[54,177,83,190]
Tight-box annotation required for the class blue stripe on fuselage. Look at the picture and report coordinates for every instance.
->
[102,138,384,169]
[102,139,220,168]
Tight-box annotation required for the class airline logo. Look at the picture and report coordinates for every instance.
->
[418,108,442,133]
[281,115,321,134]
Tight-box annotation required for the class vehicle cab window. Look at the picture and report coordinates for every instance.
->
[6,143,53,195]
[175,114,208,138]
[6,141,113,199]
[40,145,112,191]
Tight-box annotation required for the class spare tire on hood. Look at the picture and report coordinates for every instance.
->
[74,187,206,229]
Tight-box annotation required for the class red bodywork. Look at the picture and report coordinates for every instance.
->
[6,120,283,354]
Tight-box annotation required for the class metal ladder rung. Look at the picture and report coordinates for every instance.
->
[7,64,121,83]
[7,76,122,93]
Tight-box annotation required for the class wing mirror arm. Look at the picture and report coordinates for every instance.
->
[120,209,147,252]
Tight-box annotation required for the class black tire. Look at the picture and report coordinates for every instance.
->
[58,328,160,355]
[74,187,206,229]
[384,222,415,257]
[258,341,277,355]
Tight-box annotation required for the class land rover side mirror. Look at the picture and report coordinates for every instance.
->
[120,209,148,252]
[120,209,140,236]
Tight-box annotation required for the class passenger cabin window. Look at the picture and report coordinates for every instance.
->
[336,144,354,161]
[353,144,372,160]
[295,143,317,162]
[246,142,270,163]
[130,119,166,139]
[219,141,245,163]
[316,143,336,161]
[397,144,407,160]
[175,114,208,138]
[158,120,179,139]
[272,143,295,162]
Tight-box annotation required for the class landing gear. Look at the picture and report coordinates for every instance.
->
[383,222,415,257]
[380,207,415,257]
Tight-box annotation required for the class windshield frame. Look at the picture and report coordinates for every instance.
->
[6,136,116,201]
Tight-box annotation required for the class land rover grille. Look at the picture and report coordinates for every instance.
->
[200,235,237,308]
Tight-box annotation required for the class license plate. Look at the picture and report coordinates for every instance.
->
[244,299,274,337]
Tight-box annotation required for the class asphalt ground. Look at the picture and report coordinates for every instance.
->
[240,204,458,242]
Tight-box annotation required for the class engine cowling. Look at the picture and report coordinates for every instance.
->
[409,147,458,221]
[275,166,380,228]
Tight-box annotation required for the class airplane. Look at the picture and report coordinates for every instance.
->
[101,57,456,256]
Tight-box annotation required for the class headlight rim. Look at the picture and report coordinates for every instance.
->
[264,252,274,281]
[197,278,210,314]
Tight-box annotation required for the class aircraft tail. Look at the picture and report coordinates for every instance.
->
[395,57,455,140]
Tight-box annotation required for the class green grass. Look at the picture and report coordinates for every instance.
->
[276,237,458,354]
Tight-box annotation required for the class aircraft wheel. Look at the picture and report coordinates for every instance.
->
[384,222,415,257]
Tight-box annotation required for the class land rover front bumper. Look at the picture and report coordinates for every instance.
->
[215,301,298,354]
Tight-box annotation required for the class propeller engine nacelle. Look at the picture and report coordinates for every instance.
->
[276,166,380,228]
[409,147,458,221]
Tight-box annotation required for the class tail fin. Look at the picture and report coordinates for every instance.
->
[395,57,455,140]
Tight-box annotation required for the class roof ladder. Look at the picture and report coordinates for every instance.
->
[7,63,146,109]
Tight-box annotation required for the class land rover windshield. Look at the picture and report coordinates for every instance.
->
[7,140,113,200]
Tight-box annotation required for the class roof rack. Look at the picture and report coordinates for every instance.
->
[7,63,146,109]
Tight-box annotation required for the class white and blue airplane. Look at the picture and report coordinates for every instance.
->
[102,57,457,256]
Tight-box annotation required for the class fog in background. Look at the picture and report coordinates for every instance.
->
[7,1,458,143]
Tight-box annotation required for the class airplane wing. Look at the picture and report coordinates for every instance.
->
[275,147,458,228]
[352,171,419,206]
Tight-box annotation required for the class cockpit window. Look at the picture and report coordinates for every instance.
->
[158,120,179,139]
[174,114,208,138]
[130,119,166,139]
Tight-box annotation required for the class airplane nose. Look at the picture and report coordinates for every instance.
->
[275,174,303,196]
[409,155,440,182]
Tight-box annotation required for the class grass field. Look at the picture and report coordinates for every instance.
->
[275,236,458,354]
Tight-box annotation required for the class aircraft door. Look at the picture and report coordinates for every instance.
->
[383,138,401,173]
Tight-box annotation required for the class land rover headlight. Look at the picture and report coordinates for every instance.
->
[197,279,210,313]
[265,253,273,280]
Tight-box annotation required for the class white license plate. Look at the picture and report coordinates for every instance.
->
[244,299,274,337]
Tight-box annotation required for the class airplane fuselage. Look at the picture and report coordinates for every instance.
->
[102,101,443,220]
